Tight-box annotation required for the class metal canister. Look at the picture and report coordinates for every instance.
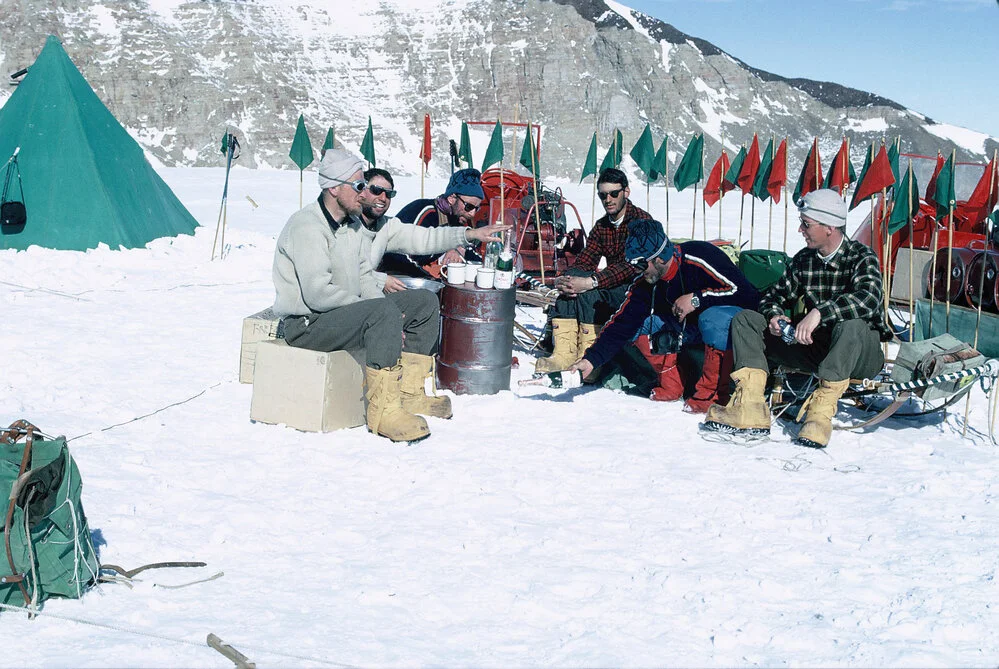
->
[965,250,999,312]
[927,247,977,304]
[436,282,516,395]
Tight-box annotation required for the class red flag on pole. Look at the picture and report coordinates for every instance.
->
[824,139,854,195]
[793,138,822,202]
[703,151,733,206]
[849,145,896,210]
[924,152,945,201]
[767,139,787,203]
[737,134,760,193]
[420,114,432,165]
[956,158,998,223]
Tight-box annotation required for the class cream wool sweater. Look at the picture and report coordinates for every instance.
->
[272,201,382,317]
[360,215,468,288]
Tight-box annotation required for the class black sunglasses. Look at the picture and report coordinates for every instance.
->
[366,184,397,198]
[597,188,624,201]
[629,258,650,270]
[455,194,481,213]
[323,176,367,193]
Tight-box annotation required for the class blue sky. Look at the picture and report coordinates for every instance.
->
[627,0,999,139]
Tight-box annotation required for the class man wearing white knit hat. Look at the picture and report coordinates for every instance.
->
[272,149,448,443]
[701,188,892,449]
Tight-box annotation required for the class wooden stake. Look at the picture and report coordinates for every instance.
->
[962,151,997,436]
[945,149,957,333]
[737,192,745,248]
[906,159,915,340]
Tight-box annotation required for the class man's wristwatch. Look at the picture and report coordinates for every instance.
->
[690,293,700,309]
[590,275,599,289]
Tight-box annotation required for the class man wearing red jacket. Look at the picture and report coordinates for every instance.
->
[535,168,649,373]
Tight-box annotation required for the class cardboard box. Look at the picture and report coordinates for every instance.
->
[250,340,366,432]
[240,307,281,383]
[890,248,933,303]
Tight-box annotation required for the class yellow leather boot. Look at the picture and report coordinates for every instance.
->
[365,363,430,443]
[702,367,771,437]
[400,352,453,419]
[535,318,579,373]
[795,379,850,448]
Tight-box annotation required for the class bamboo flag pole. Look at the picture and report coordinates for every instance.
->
[691,182,698,239]
[701,148,707,240]
[767,135,775,249]
[419,132,426,198]
[945,149,957,333]
[782,137,789,254]
[590,130,598,232]
[718,150,725,239]
[526,120,546,285]
[881,184,891,358]
[749,197,756,250]
[665,149,671,234]
[906,160,915,339]
[737,192,745,248]
[510,105,520,171]
[844,136,851,200]
[962,153,997,436]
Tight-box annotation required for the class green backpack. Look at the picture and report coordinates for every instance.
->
[1,422,98,610]
[739,249,790,291]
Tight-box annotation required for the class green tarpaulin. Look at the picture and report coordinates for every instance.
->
[913,299,999,359]
[0,36,199,251]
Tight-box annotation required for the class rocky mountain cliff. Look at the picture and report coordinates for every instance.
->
[1,0,995,182]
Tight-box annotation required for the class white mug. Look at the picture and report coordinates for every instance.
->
[441,262,466,285]
[494,269,514,290]
[475,267,496,289]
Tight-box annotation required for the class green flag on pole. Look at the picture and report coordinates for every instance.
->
[289,114,314,171]
[888,166,921,234]
[599,129,623,172]
[650,136,668,182]
[322,126,335,157]
[519,124,539,177]
[724,146,746,189]
[458,122,473,168]
[360,116,376,167]
[481,120,504,172]
[629,124,655,180]
[751,138,775,201]
[673,134,704,191]
[931,153,956,219]
[580,132,598,184]
[887,138,900,186]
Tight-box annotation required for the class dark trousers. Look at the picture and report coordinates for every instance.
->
[550,268,630,324]
[730,310,884,382]
[283,290,440,369]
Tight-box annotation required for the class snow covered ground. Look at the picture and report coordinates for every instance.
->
[1,167,997,667]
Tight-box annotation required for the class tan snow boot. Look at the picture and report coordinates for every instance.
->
[365,364,430,443]
[794,378,850,449]
[400,352,453,419]
[702,367,771,437]
[535,318,579,373]
[577,322,598,357]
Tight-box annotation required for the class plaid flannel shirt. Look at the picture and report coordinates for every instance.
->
[760,238,893,341]
[570,201,650,288]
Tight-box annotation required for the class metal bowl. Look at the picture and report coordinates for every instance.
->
[393,275,445,294]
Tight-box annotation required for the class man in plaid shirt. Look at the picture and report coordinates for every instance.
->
[703,189,892,448]
[535,168,649,373]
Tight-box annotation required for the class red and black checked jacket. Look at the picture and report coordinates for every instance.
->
[570,201,650,289]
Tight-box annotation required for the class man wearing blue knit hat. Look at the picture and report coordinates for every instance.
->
[569,218,759,413]
[384,168,486,277]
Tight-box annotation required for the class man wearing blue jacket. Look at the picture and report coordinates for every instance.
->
[569,219,759,413]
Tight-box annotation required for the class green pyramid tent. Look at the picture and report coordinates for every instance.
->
[0,36,199,251]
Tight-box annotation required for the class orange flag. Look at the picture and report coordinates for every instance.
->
[737,134,760,193]
[703,151,733,206]
[850,145,896,210]
[767,139,788,203]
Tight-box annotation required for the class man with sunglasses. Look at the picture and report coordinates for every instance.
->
[392,168,487,277]
[568,218,758,412]
[272,150,458,444]
[702,189,892,448]
[534,168,649,374]
[358,168,509,293]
